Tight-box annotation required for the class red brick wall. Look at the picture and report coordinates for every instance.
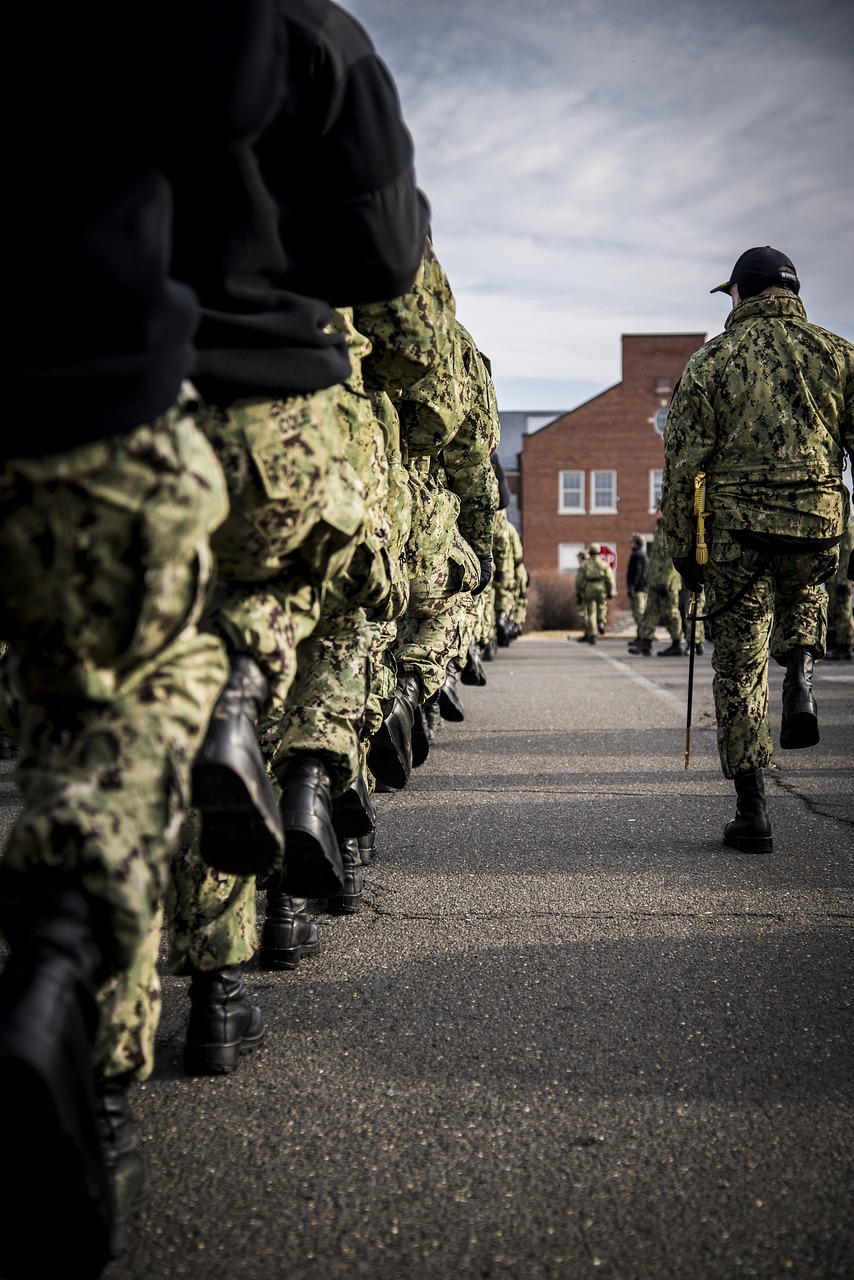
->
[520,334,705,609]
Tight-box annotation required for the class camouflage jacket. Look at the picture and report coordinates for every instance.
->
[662,292,854,557]
[646,522,679,592]
[575,552,615,597]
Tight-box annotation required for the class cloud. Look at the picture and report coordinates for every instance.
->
[344,0,854,405]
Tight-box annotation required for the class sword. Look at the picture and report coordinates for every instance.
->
[684,472,708,769]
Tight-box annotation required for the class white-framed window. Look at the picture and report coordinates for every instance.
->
[558,542,587,573]
[558,470,585,513]
[590,470,617,513]
[654,406,669,435]
[650,468,663,512]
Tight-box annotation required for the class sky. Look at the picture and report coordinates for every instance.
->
[343,0,854,412]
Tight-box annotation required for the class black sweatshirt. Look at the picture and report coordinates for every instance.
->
[169,0,430,404]
[1,2,284,461]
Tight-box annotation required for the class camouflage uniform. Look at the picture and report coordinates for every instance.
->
[395,322,500,698]
[637,522,684,645]
[0,404,231,1075]
[575,550,615,639]
[663,290,854,777]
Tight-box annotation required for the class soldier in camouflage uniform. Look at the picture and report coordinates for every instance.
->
[825,517,854,659]
[575,543,615,644]
[628,519,685,655]
[662,246,854,854]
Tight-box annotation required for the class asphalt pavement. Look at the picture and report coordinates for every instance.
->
[1,634,852,1279]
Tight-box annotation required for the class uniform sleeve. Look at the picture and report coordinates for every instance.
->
[662,360,718,558]
[355,238,456,392]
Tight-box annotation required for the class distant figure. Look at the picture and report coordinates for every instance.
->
[575,543,615,644]
[626,533,648,641]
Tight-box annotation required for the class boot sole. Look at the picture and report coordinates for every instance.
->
[722,832,774,854]
[280,828,345,898]
[193,763,284,877]
[780,711,820,749]
[258,937,320,971]
[183,1027,267,1076]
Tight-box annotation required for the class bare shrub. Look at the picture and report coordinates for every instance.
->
[527,572,580,631]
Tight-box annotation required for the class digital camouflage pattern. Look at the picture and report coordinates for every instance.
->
[198,387,365,720]
[356,237,454,394]
[0,407,230,979]
[575,550,615,638]
[704,528,836,777]
[662,292,854,556]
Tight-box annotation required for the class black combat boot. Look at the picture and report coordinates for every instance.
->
[326,838,364,915]
[259,887,320,970]
[356,830,377,866]
[496,612,511,647]
[460,641,487,687]
[481,638,497,662]
[438,674,465,722]
[95,1081,151,1258]
[827,643,853,660]
[331,770,377,839]
[279,754,344,897]
[780,647,820,748]
[192,654,284,879]
[0,730,19,759]
[411,705,430,767]
[657,639,685,656]
[183,966,265,1076]
[627,638,652,655]
[723,770,773,854]
[367,671,421,788]
[0,888,113,1279]
[422,693,442,742]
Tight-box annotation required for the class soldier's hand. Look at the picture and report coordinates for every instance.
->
[472,553,493,596]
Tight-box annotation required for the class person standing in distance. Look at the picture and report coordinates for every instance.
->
[662,246,854,853]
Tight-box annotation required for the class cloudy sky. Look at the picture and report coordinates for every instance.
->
[344,0,854,411]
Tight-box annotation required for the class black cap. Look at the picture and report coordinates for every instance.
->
[710,246,800,299]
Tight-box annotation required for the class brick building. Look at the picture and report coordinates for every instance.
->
[519,333,706,610]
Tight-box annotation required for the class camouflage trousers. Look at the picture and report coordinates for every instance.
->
[638,583,683,643]
[98,822,258,1083]
[197,390,365,721]
[705,527,836,778]
[0,408,231,1079]
[827,584,854,645]
[580,584,609,637]
[266,582,372,796]
[629,589,647,631]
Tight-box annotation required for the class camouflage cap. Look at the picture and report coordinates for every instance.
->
[710,246,799,299]
[588,542,601,553]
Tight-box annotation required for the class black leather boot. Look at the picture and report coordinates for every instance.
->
[0,888,113,1279]
[326,838,364,915]
[192,654,284,878]
[657,639,685,656]
[367,671,421,789]
[723,770,773,854]
[423,694,442,742]
[496,611,511,647]
[95,1081,151,1258]
[0,729,19,759]
[780,647,820,748]
[183,966,265,1076]
[356,830,377,866]
[411,705,430,768]
[481,638,497,662]
[259,888,320,970]
[331,770,377,838]
[438,674,465,722]
[279,754,345,897]
[627,638,652,655]
[460,641,487,687]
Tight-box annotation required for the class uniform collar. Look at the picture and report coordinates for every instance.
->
[725,291,807,330]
